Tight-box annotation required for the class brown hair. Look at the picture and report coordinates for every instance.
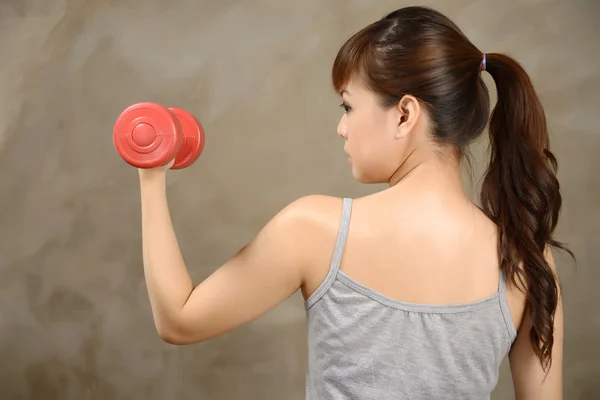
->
[332,6,573,373]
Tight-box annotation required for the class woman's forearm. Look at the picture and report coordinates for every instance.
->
[138,172,194,335]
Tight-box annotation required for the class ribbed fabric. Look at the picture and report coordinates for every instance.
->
[305,198,517,399]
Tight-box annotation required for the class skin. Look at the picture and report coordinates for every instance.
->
[137,77,563,399]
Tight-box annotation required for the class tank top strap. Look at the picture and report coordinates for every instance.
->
[305,197,352,310]
[497,266,518,341]
[498,266,507,294]
[330,197,352,274]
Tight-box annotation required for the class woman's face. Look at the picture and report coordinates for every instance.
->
[337,79,413,184]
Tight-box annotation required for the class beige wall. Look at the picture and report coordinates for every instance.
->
[1,0,598,398]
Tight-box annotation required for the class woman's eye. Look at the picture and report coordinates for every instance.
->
[339,103,351,112]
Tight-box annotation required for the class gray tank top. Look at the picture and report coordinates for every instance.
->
[305,198,518,399]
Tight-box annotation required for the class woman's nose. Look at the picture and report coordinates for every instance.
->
[337,115,348,139]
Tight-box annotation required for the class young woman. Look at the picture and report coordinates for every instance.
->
[136,6,571,399]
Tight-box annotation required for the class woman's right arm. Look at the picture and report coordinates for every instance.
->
[509,247,564,400]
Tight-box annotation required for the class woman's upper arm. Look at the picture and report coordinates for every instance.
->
[164,195,339,344]
[509,247,564,400]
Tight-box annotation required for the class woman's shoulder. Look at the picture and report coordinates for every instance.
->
[281,194,346,222]
[279,195,351,297]
[276,193,384,244]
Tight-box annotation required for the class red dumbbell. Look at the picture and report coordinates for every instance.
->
[113,102,205,169]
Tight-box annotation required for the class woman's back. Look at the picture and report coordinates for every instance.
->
[302,169,526,399]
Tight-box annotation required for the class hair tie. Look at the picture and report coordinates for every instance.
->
[481,53,487,71]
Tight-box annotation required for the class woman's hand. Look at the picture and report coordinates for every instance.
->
[138,159,175,181]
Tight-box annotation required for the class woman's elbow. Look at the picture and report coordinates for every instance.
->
[157,328,186,345]
[155,320,206,345]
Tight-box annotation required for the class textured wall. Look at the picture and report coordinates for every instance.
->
[0,0,598,399]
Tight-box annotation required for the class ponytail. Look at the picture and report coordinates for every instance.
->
[480,53,573,373]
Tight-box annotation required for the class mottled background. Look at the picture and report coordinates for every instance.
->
[0,0,598,399]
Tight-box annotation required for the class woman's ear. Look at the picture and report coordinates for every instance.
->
[395,95,421,139]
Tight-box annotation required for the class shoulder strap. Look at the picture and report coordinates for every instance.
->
[305,197,353,310]
[498,267,518,341]
[498,266,507,293]
[330,197,353,275]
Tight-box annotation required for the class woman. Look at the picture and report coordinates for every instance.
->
[137,6,571,399]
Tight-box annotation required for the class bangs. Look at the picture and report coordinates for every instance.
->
[331,28,376,94]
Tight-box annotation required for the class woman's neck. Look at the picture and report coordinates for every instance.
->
[387,149,468,201]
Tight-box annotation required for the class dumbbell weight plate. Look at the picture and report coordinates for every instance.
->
[113,102,183,169]
[168,107,206,170]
